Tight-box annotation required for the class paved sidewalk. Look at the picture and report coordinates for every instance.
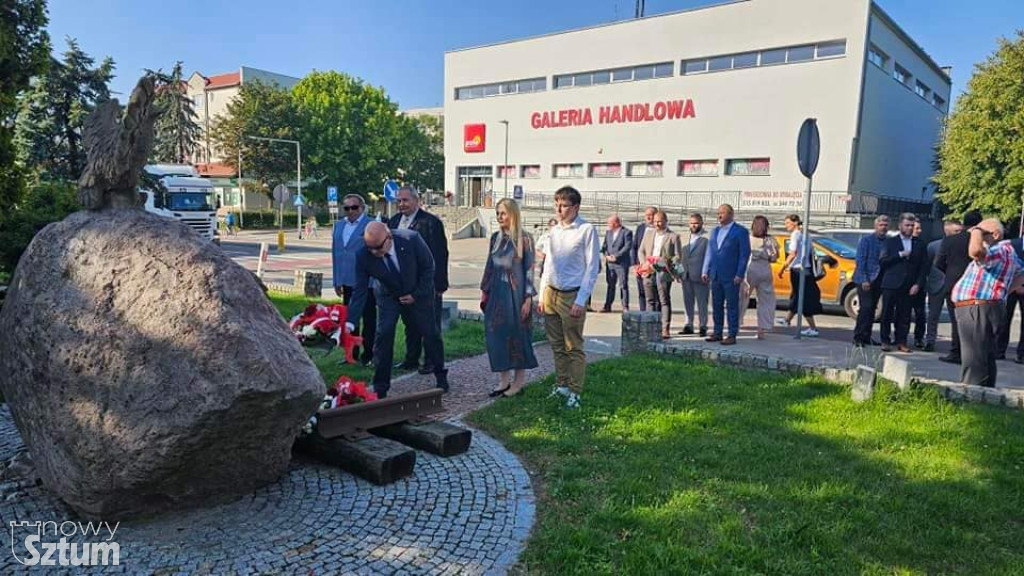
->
[662,325,1024,390]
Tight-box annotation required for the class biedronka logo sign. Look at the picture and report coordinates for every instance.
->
[10,520,120,567]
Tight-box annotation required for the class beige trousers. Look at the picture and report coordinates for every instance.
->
[543,286,587,393]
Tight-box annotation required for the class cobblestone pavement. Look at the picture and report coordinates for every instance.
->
[0,403,533,574]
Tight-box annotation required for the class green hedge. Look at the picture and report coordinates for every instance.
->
[232,210,332,230]
[0,180,80,277]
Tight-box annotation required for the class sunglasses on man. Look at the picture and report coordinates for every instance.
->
[343,205,360,212]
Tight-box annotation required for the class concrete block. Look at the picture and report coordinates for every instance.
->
[1003,390,1024,409]
[983,389,1006,407]
[881,355,913,390]
[966,386,986,403]
[852,365,876,403]
[440,300,459,331]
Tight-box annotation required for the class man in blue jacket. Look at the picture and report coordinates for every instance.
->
[852,215,889,347]
[701,204,750,345]
[331,194,374,365]
[347,221,449,398]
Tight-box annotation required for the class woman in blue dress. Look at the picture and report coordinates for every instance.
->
[481,198,539,397]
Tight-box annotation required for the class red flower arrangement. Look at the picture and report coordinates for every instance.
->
[635,257,669,278]
[327,376,378,408]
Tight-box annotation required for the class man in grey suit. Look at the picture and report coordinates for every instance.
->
[601,215,633,312]
[632,206,657,312]
[678,213,710,336]
[925,220,962,351]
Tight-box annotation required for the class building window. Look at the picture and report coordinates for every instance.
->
[708,56,732,72]
[760,48,787,66]
[679,159,719,177]
[725,158,771,176]
[589,162,622,178]
[816,40,847,59]
[733,52,758,69]
[194,95,204,109]
[932,94,947,111]
[520,165,541,178]
[627,161,663,178]
[553,163,584,178]
[787,45,815,63]
[497,165,515,179]
[868,45,889,70]
[683,60,708,74]
[914,80,930,99]
[894,64,911,85]
[455,77,547,100]
[553,62,672,90]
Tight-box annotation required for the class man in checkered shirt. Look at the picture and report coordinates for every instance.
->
[950,219,1024,387]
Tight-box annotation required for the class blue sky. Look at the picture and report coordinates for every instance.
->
[46,0,1021,108]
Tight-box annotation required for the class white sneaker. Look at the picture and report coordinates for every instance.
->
[776,319,789,327]
[549,386,570,398]
[801,328,819,337]
[566,393,581,409]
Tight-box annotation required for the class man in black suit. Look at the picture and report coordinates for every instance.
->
[935,210,984,363]
[601,214,633,312]
[632,206,657,312]
[389,186,449,374]
[879,213,929,353]
[347,222,448,398]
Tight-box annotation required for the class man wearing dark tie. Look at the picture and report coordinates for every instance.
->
[631,206,657,312]
[878,213,929,353]
[601,214,633,312]
[389,186,449,375]
[346,222,448,398]
[702,204,750,345]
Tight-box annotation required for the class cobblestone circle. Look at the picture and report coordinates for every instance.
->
[0,406,534,575]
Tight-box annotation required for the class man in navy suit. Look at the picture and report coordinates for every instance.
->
[701,204,751,345]
[331,194,374,365]
[631,206,657,312]
[347,222,449,398]
[601,214,633,312]
[878,213,929,353]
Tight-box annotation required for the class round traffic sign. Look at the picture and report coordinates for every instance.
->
[272,184,291,203]
[797,118,820,179]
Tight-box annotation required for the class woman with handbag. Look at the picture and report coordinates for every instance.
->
[480,199,539,397]
[777,214,822,337]
[739,215,780,339]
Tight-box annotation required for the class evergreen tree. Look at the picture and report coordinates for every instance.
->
[152,62,201,164]
[0,0,49,214]
[15,37,114,182]
[935,31,1024,221]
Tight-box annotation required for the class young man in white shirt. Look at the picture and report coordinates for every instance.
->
[537,186,600,409]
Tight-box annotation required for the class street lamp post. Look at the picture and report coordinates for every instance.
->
[500,120,509,198]
[247,135,302,239]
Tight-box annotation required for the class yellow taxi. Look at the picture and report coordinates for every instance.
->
[770,233,862,318]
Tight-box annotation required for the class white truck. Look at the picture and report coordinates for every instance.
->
[139,164,219,242]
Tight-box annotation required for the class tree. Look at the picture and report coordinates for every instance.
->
[935,31,1024,221]
[292,71,408,202]
[400,114,444,193]
[0,0,49,215]
[15,37,114,182]
[152,62,201,164]
[209,80,299,195]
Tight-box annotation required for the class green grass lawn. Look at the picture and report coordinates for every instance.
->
[268,291,540,386]
[468,355,1024,575]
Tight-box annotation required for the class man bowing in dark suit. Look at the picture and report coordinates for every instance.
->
[878,213,929,353]
[389,186,449,375]
[347,222,449,398]
[601,214,633,312]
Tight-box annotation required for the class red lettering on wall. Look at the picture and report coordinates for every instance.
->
[558,109,568,127]
[683,99,696,119]
[568,109,579,125]
[599,106,610,124]
[667,100,683,119]
[654,102,667,120]
[622,105,633,123]
[531,113,542,129]
[582,108,593,125]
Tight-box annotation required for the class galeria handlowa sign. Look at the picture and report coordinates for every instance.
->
[531,99,696,129]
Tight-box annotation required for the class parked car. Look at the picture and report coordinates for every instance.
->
[768,234,865,319]
[817,228,897,251]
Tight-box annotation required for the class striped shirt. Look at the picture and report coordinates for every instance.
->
[951,241,1023,303]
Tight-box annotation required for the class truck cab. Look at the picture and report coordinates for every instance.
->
[139,164,218,242]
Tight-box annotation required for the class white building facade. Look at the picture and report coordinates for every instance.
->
[443,0,950,216]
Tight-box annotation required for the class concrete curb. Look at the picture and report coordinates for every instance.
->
[650,342,1024,411]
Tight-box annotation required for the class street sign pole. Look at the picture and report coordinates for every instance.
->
[237,149,245,229]
[795,118,820,340]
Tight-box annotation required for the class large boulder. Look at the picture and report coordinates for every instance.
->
[0,209,324,519]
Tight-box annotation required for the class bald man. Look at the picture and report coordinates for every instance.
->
[601,214,632,312]
[346,221,449,397]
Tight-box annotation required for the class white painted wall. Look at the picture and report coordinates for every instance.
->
[850,8,951,200]
[443,0,947,206]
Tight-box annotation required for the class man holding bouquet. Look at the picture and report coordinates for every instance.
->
[637,210,681,339]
